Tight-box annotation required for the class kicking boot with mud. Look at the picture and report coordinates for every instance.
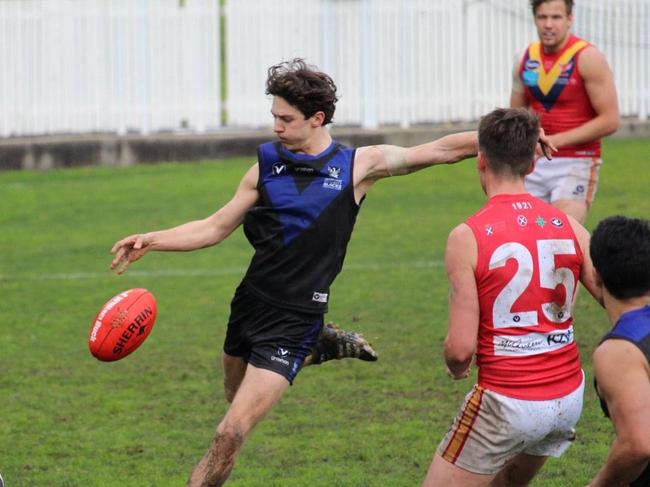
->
[305,322,378,366]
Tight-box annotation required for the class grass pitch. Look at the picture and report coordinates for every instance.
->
[0,138,648,486]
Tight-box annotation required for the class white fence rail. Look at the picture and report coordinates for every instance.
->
[0,0,221,137]
[0,0,648,137]
[227,0,650,128]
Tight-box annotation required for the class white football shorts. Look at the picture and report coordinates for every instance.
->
[436,372,585,475]
[525,157,601,205]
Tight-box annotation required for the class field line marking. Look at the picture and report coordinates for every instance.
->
[1,259,444,282]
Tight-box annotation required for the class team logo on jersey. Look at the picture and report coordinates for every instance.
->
[312,292,328,303]
[573,184,585,196]
[272,162,287,175]
[517,215,528,227]
[536,216,546,228]
[485,225,494,236]
[560,61,574,76]
[323,178,342,191]
[327,165,341,179]
[551,218,564,227]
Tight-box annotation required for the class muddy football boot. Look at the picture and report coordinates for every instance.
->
[308,322,378,365]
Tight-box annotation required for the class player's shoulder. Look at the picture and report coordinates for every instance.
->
[577,43,611,73]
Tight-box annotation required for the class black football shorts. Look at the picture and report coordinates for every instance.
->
[223,284,323,384]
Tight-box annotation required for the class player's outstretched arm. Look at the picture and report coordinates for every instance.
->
[110,164,259,274]
[354,130,478,185]
[443,223,479,380]
[588,342,650,486]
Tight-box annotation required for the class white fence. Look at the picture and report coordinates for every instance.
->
[0,0,648,137]
[226,0,650,128]
[0,0,220,137]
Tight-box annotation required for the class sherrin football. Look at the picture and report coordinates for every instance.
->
[89,288,157,362]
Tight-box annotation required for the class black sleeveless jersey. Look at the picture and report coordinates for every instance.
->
[595,306,650,487]
[241,140,360,313]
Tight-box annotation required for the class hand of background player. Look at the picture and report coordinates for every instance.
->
[536,128,557,161]
[110,234,152,274]
[446,365,470,380]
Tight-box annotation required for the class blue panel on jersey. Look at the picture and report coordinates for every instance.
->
[608,306,650,342]
[258,142,353,246]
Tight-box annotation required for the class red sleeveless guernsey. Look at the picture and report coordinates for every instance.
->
[519,35,600,158]
[466,194,583,400]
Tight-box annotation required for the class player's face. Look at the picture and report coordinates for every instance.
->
[534,0,573,53]
[271,96,317,152]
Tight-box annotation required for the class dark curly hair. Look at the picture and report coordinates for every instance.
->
[591,216,650,300]
[265,58,338,125]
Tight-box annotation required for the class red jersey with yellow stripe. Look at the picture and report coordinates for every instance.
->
[519,35,600,157]
[466,193,583,400]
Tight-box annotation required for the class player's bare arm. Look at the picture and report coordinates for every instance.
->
[567,216,603,306]
[588,342,650,486]
[443,223,479,380]
[111,164,260,274]
[549,47,619,149]
[510,54,528,108]
[351,131,479,197]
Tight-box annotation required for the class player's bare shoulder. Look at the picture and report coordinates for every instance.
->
[577,44,613,77]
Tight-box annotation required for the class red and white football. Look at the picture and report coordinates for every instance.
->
[89,288,157,362]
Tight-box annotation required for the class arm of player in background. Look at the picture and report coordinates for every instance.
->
[110,163,260,274]
[547,47,620,149]
[510,54,528,108]
[588,341,650,487]
[568,216,604,307]
[443,223,480,380]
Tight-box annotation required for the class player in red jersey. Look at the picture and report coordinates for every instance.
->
[511,0,619,223]
[422,108,603,486]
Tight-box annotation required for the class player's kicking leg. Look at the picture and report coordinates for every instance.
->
[304,322,378,366]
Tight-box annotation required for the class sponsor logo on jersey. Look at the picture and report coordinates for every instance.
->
[551,217,564,227]
[272,162,286,175]
[493,326,575,356]
[525,59,540,71]
[278,347,289,357]
[485,225,494,236]
[323,178,342,190]
[536,216,546,228]
[312,292,328,303]
[327,165,341,178]
[517,215,528,227]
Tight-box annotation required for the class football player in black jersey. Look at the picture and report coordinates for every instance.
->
[110,58,484,486]
[588,216,650,487]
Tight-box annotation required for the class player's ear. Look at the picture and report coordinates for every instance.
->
[477,152,487,171]
[310,111,325,127]
[525,158,537,175]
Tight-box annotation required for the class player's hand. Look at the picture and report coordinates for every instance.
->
[110,234,152,274]
[537,128,557,161]
[446,366,470,380]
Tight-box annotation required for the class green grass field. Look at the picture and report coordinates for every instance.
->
[1,138,648,486]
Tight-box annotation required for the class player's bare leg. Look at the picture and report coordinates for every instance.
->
[303,322,378,366]
[186,365,289,487]
[490,453,547,487]
[552,198,588,224]
[222,353,247,403]
[422,453,495,487]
